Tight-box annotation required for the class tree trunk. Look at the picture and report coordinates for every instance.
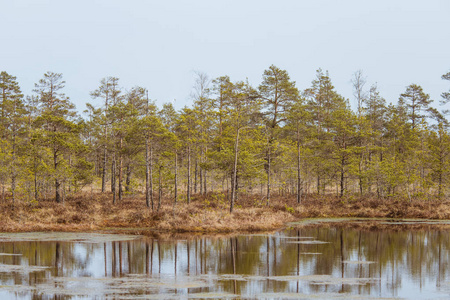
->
[11,175,15,207]
[194,158,198,194]
[11,127,16,207]
[199,155,203,195]
[187,145,191,204]
[203,169,207,195]
[125,164,131,193]
[111,152,115,192]
[359,156,363,196]
[340,158,345,198]
[368,152,372,194]
[145,137,150,208]
[112,155,116,204]
[118,137,123,201]
[150,146,154,209]
[266,142,271,206]
[317,175,320,195]
[174,150,178,204]
[62,181,66,204]
[158,166,162,211]
[230,129,240,213]
[34,158,38,202]
[102,135,107,193]
[101,92,109,193]
[296,124,301,204]
[438,151,443,198]
[54,149,61,203]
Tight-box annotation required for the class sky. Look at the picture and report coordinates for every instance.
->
[1,0,450,115]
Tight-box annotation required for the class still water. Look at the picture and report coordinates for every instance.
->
[0,226,449,299]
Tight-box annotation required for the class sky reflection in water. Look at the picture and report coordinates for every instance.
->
[0,228,449,299]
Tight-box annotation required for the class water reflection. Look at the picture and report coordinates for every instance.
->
[0,228,449,299]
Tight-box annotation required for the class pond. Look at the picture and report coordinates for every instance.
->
[0,222,449,299]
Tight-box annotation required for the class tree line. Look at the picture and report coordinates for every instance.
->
[1,66,450,212]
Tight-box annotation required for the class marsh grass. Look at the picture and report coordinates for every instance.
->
[1,192,449,233]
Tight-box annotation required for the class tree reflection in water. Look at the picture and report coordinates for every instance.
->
[0,228,449,299]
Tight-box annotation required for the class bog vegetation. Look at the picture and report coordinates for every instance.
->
[1,66,450,218]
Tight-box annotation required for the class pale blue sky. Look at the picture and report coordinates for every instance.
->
[1,0,449,113]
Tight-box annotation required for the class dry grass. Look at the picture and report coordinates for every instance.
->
[294,194,450,219]
[0,192,449,233]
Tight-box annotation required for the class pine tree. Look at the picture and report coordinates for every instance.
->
[160,103,180,206]
[176,107,200,204]
[362,84,387,197]
[441,71,450,104]
[90,77,121,194]
[428,123,450,197]
[399,84,432,129]
[33,72,79,203]
[285,96,310,203]
[259,65,298,205]
[0,72,25,205]
[305,69,346,194]
[140,100,166,210]
[212,79,261,212]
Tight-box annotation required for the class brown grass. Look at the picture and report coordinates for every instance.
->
[1,192,449,233]
[294,194,450,219]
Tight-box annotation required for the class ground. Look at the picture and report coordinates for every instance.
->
[1,192,450,233]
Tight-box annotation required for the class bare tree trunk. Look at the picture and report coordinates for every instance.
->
[11,175,15,206]
[150,146,154,209]
[111,152,115,192]
[145,137,150,208]
[118,137,123,201]
[11,125,16,206]
[34,158,38,202]
[296,124,301,204]
[199,151,203,195]
[266,144,271,206]
[203,169,207,195]
[368,152,372,194]
[112,155,116,204]
[102,92,109,193]
[158,166,162,211]
[340,158,345,198]
[125,164,131,193]
[62,181,66,204]
[317,174,320,195]
[174,150,178,205]
[438,170,442,198]
[194,158,198,194]
[187,145,191,204]
[144,91,152,208]
[230,129,240,213]
[102,133,107,193]
[359,158,363,196]
[54,149,61,203]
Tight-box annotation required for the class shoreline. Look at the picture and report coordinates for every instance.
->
[1,193,450,234]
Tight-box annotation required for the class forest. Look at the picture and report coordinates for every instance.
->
[1,65,450,218]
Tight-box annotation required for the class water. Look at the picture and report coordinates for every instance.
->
[0,226,449,299]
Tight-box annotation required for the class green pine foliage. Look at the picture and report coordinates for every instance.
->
[0,67,449,209]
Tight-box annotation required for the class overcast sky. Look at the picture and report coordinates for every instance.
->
[1,0,450,114]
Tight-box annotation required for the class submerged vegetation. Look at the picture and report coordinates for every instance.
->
[0,66,450,230]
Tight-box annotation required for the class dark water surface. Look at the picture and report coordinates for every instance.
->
[0,226,449,299]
